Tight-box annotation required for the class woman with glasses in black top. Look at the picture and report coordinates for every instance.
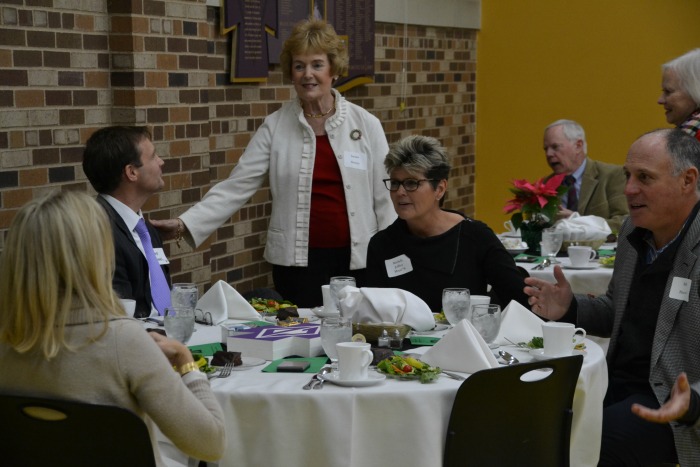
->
[365,135,530,312]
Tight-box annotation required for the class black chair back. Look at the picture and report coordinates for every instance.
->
[444,354,584,467]
[1,393,156,467]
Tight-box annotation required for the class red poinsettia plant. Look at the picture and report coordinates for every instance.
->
[503,174,569,229]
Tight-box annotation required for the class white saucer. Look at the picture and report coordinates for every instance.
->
[227,357,266,370]
[563,264,598,270]
[311,306,341,319]
[507,248,528,255]
[530,349,586,361]
[321,372,386,387]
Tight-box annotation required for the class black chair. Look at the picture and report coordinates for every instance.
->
[0,393,156,467]
[443,354,584,467]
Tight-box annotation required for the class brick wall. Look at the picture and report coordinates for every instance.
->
[0,0,476,297]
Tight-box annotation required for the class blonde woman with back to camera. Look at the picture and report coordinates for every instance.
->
[0,191,225,466]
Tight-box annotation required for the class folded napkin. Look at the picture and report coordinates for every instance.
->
[421,320,499,373]
[196,280,261,324]
[495,300,544,345]
[338,287,435,331]
[552,213,611,242]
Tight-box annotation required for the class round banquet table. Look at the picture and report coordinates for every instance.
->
[196,325,607,467]
[518,257,613,296]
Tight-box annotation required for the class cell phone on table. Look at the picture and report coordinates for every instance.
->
[516,256,538,263]
[277,361,310,372]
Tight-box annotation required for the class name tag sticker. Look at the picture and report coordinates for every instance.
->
[154,248,170,265]
[385,255,413,278]
[344,151,367,170]
[669,277,691,302]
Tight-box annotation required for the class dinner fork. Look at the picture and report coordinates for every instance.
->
[209,362,234,380]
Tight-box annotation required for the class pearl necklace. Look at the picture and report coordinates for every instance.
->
[303,101,335,119]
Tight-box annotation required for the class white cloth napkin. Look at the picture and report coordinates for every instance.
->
[338,287,435,331]
[196,280,261,324]
[421,320,499,373]
[495,300,545,345]
[552,213,612,242]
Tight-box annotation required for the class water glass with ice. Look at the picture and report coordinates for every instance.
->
[171,283,198,312]
[442,288,471,325]
[471,304,502,349]
[320,316,353,375]
[329,276,355,318]
[164,306,195,344]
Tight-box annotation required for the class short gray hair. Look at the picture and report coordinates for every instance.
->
[663,49,700,107]
[384,135,451,187]
[665,129,700,190]
[545,119,588,155]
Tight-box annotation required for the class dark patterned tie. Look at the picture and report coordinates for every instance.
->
[564,175,578,211]
[134,218,171,315]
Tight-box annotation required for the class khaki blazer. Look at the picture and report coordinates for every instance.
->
[578,158,628,232]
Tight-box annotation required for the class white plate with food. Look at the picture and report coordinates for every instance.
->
[507,247,528,256]
[411,324,450,335]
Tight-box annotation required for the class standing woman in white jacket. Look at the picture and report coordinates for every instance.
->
[154,18,395,307]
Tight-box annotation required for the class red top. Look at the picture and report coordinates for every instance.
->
[309,135,350,248]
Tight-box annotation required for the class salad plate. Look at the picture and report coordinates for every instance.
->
[321,372,386,387]
[563,264,598,270]
[411,324,449,335]
[506,247,528,256]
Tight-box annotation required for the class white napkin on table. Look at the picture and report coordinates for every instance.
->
[552,213,611,242]
[196,280,261,324]
[421,320,499,373]
[495,300,545,345]
[338,286,435,331]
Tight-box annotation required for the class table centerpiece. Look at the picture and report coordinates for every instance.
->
[503,174,568,254]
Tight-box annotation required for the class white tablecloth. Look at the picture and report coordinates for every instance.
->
[518,257,613,296]
[203,333,607,467]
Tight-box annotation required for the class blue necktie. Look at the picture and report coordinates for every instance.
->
[564,175,578,211]
[134,218,171,315]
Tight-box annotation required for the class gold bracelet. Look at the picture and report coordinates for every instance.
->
[175,218,184,248]
[179,361,199,376]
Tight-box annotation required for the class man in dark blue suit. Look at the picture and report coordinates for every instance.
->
[83,126,171,318]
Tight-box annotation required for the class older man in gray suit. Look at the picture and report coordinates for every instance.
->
[525,128,700,466]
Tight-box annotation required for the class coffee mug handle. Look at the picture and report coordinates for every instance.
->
[361,349,373,370]
[573,327,587,346]
[588,250,597,260]
[503,220,514,232]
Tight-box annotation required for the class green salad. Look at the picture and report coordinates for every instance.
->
[377,356,441,383]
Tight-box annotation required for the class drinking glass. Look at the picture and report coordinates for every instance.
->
[164,307,195,344]
[329,276,355,318]
[470,304,502,349]
[320,317,353,375]
[441,288,471,326]
[541,228,563,264]
[171,283,198,311]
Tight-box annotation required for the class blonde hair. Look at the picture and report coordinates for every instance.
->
[279,17,349,82]
[0,190,123,359]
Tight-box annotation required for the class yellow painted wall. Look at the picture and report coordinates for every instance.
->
[476,0,700,231]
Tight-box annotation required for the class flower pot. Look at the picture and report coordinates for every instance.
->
[520,222,549,255]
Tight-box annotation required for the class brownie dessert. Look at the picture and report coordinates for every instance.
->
[211,350,243,367]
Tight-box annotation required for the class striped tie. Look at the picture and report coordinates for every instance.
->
[134,218,171,315]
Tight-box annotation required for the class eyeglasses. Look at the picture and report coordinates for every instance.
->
[383,178,436,192]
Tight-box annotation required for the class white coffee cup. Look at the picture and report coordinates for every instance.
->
[337,342,373,380]
[568,245,596,267]
[321,284,339,313]
[469,295,491,319]
[542,322,586,357]
[120,299,136,318]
